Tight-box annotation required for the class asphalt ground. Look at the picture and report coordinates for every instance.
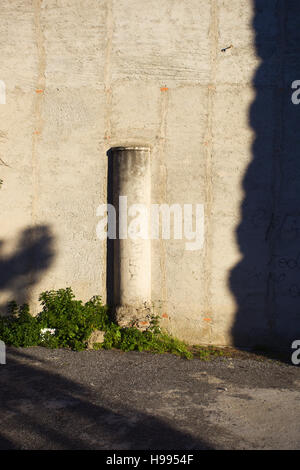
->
[0,346,299,450]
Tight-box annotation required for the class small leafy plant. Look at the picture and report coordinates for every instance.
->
[38,288,109,350]
[0,302,41,348]
[101,326,192,359]
[0,287,193,358]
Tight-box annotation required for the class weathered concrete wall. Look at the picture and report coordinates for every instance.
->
[0,0,299,350]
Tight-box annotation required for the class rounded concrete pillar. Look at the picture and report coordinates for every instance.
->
[111,146,151,327]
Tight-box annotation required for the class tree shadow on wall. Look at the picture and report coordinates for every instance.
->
[0,225,54,312]
[230,0,300,356]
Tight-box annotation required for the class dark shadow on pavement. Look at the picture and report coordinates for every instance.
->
[0,347,212,450]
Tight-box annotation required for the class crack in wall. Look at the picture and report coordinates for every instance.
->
[102,0,114,303]
[157,88,169,315]
[104,0,113,143]
[203,0,219,335]
[32,0,46,226]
